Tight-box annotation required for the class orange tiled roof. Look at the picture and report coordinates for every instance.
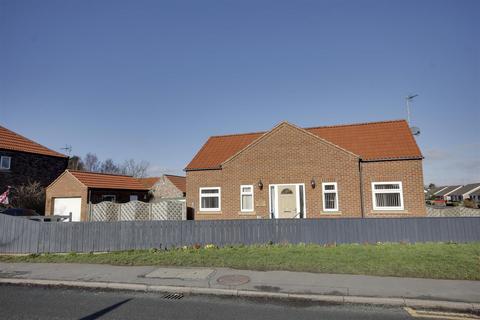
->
[165,175,186,193]
[138,177,160,188]
[186,120,422,170]
[138,175,186,193]
[69,170,149,190]
[0,125,67,158]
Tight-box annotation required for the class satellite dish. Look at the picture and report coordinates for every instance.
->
[410,126,421,136]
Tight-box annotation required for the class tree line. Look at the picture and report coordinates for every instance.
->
[68,153,149,178]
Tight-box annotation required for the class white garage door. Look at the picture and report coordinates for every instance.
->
[53,198,82,222]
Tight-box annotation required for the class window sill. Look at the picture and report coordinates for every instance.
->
[370,210,408,214]
[198,210,222,214]
[320,211,342,215]
[238,211,255,215]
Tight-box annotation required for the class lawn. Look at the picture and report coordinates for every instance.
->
[1,242,479,280]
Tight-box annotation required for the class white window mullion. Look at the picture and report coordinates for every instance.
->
[240,185,254,212]
[322,182,338,212]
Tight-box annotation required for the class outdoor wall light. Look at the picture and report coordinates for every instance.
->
[311,178,316,189]
[258,180,263,190]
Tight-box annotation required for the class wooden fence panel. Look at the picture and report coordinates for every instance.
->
[1,214,480,254]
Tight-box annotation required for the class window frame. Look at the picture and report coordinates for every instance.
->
[199,187,221,212]
[0,156,11,170]
[240,185,254,212]
[372,181,404,211]
[322,182,339,212]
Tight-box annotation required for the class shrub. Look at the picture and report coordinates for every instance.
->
[10,181,45,214]
[464,199,479,209]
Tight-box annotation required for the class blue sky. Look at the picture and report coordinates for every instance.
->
[1,0,478,185]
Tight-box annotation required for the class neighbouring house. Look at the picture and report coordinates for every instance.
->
[138,175,186,201]
[433,185,462,201]
[425,186,446,200]
[471,189,480,203]
[185,120,426,220]
[45,170,149,221]
[0,125,68,195]
[447,183,480,202]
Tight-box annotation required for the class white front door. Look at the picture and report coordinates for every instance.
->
[269,184,305,219]
[53,197,82,222]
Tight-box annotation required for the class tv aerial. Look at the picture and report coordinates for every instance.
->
[405,94,421,136]
[60,144,72,156]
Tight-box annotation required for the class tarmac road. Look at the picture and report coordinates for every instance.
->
[0,284,414,320]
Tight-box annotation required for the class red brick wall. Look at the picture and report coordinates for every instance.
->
[45,171,88,220]
[361,160,426,217]
[188,124,363,220]
[187,124,426,220]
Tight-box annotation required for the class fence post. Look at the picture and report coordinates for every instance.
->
[182,201,187,221]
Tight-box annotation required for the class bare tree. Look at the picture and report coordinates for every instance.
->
[11,181,45,213]
[120,159,149,178]
[83,153,100,172]
[68,155,84,171]
[100,158,121,174]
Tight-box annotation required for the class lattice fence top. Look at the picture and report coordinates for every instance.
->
[90,200,185,221]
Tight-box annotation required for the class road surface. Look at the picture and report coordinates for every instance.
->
[0,284,433,319]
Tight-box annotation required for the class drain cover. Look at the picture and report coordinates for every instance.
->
[216,275,250,286]
[163,293,184,300]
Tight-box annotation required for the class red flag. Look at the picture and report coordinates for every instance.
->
[0,187,10,205]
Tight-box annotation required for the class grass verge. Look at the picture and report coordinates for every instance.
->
[0,242,479,280]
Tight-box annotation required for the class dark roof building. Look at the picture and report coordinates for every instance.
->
[0,125,68,201]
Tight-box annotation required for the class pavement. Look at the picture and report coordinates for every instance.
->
[0,262,479,312]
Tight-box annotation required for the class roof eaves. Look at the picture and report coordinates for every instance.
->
[303,119,407,130]
[184,166,222,172]
[360,156,424,162]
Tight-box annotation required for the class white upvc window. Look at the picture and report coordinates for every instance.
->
[322,182,338,212]
[199,187,221,211]
[0,156,11,170]
[240,185,254,212]
[372,182,404,210]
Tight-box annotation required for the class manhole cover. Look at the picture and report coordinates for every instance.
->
[216,275,250,286]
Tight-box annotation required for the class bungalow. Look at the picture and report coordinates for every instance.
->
[185,120,426,220]
[45,170,149,221]
[448,183,480,202]
[0,125,68,195]
[138,175,186,201]
[471,189,480,203]
[425,186,446,200]
[434,185,462,201]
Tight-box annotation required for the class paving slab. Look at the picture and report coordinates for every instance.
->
[144,267,215,280]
